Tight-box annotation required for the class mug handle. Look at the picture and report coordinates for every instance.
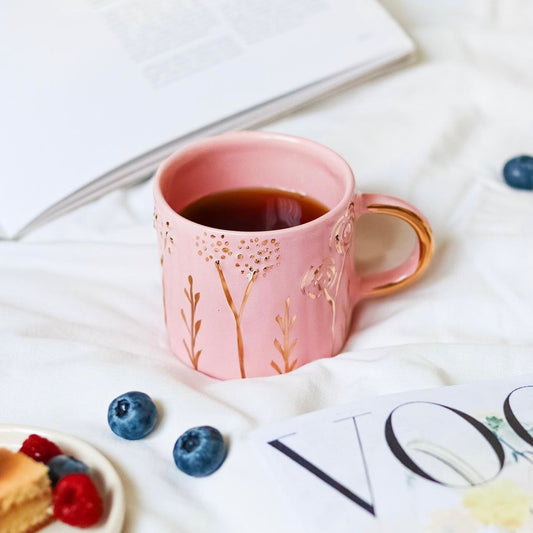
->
[358,193,434,298]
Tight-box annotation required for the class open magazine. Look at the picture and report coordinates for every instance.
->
[0,0,415,239]
[252,374,533,533]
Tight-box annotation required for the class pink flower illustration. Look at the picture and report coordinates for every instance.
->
[300,257,337,300]
[301,257,338,351]
[300,201,356,353]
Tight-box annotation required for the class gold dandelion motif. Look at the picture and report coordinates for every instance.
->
[200,233,282,378]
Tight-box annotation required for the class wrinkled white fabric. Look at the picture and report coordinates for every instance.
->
[1,1,532,531]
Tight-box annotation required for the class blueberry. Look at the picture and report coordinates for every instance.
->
[107,391,158,440]
[47,454,89,487]
[503,155,533,190]
[173,426,227,477]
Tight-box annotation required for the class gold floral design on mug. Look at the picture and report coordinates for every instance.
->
[200,233,281,378]
[301,257,337,300]
[331,201,356,341]
[331,201,355,294]
[301,256,337,351]
[331,201,355,255]
[154,212,174,265]
[180,275,202,371]
[301,202,355,352]
[154,212,174,324]
[271,297,297,374]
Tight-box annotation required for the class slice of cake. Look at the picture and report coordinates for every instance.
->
[0,448,53,533]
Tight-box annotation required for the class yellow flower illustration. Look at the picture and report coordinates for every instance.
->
[463,479,531,530]
[425,508,480,533]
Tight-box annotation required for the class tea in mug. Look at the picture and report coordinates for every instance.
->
[179,187,328,231]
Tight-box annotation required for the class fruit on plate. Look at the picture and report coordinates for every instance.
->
[503,155,533,190]
[107,391,159,440]
[47,454,89,487]
[173,425,227,477]
[19,433,62,463]
[53,473,103,528]
[2,432,105,531]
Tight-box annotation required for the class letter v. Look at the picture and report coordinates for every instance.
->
[268,415,375,516]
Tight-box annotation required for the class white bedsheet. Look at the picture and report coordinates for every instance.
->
[1,1,532,531]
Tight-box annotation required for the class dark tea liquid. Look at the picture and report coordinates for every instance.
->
[179,187,328,231]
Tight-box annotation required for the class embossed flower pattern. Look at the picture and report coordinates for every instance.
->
[301,257,337,300]
[330,201,355,255]
[301,201,355,352]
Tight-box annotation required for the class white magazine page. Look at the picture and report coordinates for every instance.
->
[0,0,413,238]
[367,376,533,532]
[251,374,533,532]
[251,400,380,533]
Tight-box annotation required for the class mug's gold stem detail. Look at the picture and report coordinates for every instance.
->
[180,275,202,370]
[271,298,298,374]
[215,261,258,378]
[363,202,434,297]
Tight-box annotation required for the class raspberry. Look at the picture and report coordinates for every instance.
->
[53,473,103,528]
[20,434,62,463]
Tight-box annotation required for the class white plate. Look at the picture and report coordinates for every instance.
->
[0,424,125,533]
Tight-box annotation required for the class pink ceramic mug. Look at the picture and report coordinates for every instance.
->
[153,131,433,380]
